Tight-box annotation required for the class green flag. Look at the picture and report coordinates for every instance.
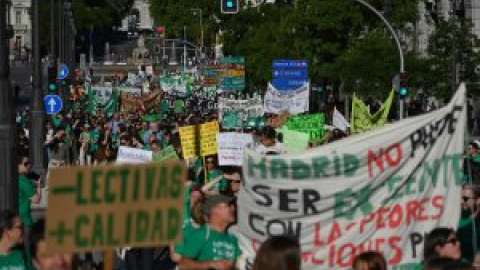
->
[351,90,394,134]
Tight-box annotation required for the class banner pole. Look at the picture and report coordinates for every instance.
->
[103,249,114,270]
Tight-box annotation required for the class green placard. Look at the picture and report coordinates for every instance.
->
[153,146,180,162]
[286,113,325,142]
[222,112,241,129]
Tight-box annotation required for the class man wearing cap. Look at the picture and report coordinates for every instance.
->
[175,195,240,270]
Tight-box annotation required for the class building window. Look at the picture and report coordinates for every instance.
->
[15,9,21,24]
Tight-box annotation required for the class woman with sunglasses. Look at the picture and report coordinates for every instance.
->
[0,210,28,269]
[424,227,462,264]
[17,155,42,229]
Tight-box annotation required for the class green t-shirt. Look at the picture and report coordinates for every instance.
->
[18,175,35,228]
[183,185,192,228]
[208,170,228,193]
[89,130,100,152]
[175,225,241,262]
[0,249,28,270]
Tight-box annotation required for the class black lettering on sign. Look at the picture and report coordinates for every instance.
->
[409,232,424,259]
[410,105,463,157]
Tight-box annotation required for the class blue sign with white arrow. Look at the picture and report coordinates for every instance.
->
[272,79,309,90]
[43,95,62,115]
[57,63,69,80]
[272,69,308,79]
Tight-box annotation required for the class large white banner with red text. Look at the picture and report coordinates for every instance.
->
[238,84,467,270]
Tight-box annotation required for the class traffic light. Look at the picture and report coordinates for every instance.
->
[399,72,408,98]
[48,66,58,92]
[221,0,239,14]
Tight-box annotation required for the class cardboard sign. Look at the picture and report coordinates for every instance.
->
[200,121,219,156]
[46,161,186,253]
[217,133,254,166]
[179,121,219,158]
[279,127,309,154]
[179,126,197,159]
[116,146,153,164]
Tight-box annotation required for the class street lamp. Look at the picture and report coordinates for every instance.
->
[190,8,203,57]
[353,0,406,119]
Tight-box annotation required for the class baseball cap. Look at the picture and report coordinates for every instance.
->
[203,195,234,216]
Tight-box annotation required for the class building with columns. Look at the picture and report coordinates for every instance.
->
[7,0,32,60]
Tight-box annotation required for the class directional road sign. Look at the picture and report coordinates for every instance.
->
[272,79,308,90]
[272,69,308,79]
[43,95,63,115]
[272,59,308,69]
[57,63,69,80]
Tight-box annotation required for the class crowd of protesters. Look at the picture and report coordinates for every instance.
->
[3,71,480,270]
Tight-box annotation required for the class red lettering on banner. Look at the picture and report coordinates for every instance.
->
[337,243,356,268]
[431,195,444,219]
[388,237,403,264]
[377,207,389,229]
[367,144,403,178]
[328,222,342,244]
[359,213,375,233]
[314,223,325,247]
[374,238,386,251]
[389,204,404,228]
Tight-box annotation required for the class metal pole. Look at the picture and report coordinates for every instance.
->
[353,0,405,119]
[30,0,46,179]
[58,0,64,102]
[50,0,56,64]
[0,0,18,212]
[183,26,187,72]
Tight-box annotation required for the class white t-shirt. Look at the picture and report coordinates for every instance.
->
[255,142,286,155]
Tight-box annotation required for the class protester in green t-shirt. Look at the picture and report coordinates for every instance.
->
[202,157,228,196]
[17,156,41,229]
[175,195,241,270]
[0,210,28,270]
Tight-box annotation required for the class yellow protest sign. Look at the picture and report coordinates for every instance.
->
[46,161,186,253]
[200,121,219,156]
[179,121,219,158]
[179,126,197,159]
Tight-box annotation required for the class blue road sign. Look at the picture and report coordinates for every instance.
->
[272,59,308,69]
[43,95,63,115]
[272,79,308,90]
[272,69,308,79]
[57,64,69,80]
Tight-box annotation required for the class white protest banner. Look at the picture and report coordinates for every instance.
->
[238,84,467,270]
[217,133,254,166]
[116,146,153,164]
[263,82,309,115]
[218,96,264,121]
[91,86,113,104]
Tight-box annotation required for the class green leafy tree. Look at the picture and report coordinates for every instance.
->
[425,18,480,97]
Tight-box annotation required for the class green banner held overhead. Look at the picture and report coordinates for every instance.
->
[286,113,325,142]
[153,146,180,162]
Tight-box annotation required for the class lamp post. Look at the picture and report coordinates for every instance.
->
[190,8,203,57]
[0,0,18,211]
[30,0,45,181]
[353,0,406,119]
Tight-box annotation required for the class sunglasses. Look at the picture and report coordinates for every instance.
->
[23,161,30,166]
[463,196,474,201]
[443,238,459,246]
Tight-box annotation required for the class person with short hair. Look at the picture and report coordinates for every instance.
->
[0,210,28,269]
[458,185,480,262]
[255,126,286,155]
[17,155,41,229]
[29,219,72,270]
[251,235,301,270]
[352,251,387,270]
[175,195,240,270]
[424,227,462,262]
